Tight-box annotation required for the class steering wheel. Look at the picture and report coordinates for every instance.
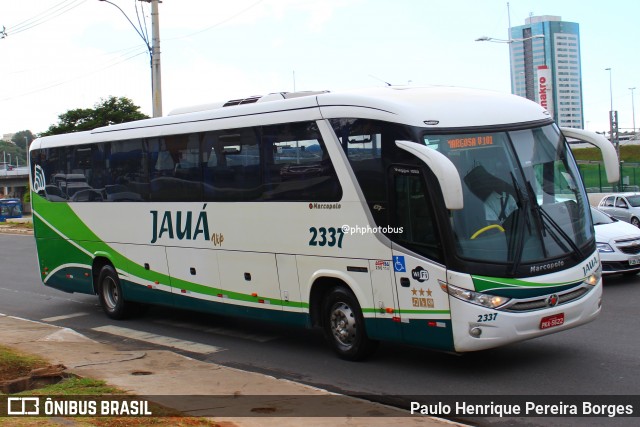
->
[470,224,505,240]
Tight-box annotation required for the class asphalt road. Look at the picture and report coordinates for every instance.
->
[1,233,639,426]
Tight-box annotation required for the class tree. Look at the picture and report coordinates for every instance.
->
[0,139,27,168]
[41,96,149,136]
[11,130,35,150]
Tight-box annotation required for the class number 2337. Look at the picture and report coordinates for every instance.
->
[477,313,497,322]
[309,227,344,248]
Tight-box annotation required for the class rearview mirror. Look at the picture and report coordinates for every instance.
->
[395,140,463,210]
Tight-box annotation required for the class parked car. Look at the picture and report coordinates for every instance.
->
[598,193,640,228]
[103,184,143,202]
[69,189,104,202]
[592,207,640,276]
[38,185,67,201]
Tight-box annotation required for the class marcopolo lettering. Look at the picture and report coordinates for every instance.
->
[530,260,564,274]
[309,202,342,210]
[151,205,210,244]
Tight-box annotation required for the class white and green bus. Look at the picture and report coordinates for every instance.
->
[29,86,619,360]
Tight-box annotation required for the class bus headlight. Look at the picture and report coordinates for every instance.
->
[585,265,602,286]
[440,282,510,309]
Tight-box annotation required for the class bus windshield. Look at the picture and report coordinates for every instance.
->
[423,124,593,266]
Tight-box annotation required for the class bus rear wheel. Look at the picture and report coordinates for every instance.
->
[322,287,378,361]
[97,265,132,320]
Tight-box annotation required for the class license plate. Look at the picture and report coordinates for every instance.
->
[540,313,565,330]
[629,257,640,266]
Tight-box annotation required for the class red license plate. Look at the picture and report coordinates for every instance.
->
[540,313,565,330]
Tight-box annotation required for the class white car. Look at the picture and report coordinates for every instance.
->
[597,193,640,228]
[592,207,640,276]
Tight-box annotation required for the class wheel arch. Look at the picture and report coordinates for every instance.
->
[92,252,115,294]
[308,271,368,328]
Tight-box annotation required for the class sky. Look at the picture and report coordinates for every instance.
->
[0,0,637,137]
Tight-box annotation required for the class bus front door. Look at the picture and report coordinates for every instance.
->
[391,250,452,351]
[390,167,453,351]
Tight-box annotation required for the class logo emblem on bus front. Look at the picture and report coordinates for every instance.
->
[33,165,46,194]
[546,294,559,307]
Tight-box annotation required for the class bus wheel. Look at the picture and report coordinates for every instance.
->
[322,287,378,361]
[98,265,131,320]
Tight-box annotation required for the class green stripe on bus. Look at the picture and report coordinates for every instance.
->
[472,275,582,292]
[34,197,312,309]
[397,309,451,315]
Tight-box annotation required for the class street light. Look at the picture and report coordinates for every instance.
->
[605,68,621,190]
[98,0,162,117]
[630,87,636,139]
[605,68,613,113]
[476,34,545,101]
[605,68,617,148]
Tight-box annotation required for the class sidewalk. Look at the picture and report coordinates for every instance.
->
[0,314,458,426]
[0,216,33,234]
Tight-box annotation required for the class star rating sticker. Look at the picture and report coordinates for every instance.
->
[419,288,425,296]
[411,288,417,295]
[426,288,432,297]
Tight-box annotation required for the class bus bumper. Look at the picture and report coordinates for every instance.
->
[450,282,602,352]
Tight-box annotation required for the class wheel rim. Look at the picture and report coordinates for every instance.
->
[102,276,119,311]
[633,218,639,227]
[329,302,357,347]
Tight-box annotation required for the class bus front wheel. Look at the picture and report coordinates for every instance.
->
[98,265,131,320]
[322,287,378,361]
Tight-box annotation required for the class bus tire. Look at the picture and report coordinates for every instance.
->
[322,287,378,361]
[97,265,131,320]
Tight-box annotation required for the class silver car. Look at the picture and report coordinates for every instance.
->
[597,193,640,228]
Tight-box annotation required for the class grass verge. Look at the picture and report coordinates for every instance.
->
[1,345,221,427]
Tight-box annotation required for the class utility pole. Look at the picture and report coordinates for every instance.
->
[150,0,162,117]
[100,0,162,117]
[630,87,636,140]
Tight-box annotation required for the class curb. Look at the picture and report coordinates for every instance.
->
[0,314,458,426]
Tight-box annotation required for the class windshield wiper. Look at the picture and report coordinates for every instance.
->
[524,181,584,260]
[508,173,534,275]
[538,206,584,258]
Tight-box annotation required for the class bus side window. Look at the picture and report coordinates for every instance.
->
[262,121,341,202]
[330,118,386,222]
[208,128,263,201]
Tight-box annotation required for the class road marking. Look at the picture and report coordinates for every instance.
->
[92,325,224,354]
[41,312,90,322]
[153,319,278,343]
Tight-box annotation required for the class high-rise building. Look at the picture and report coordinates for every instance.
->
[510,15,583,128]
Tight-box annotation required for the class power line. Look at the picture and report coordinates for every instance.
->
[166,0,265,42]
[3,0,88,38]
[135,0,150,47]
[1,47,148,102]
[7,0,75,31]
[0,43,146,78]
